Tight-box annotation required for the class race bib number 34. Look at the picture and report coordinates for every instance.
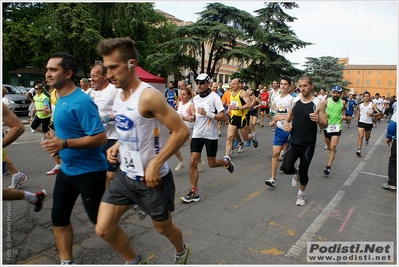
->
[120,147,145,178]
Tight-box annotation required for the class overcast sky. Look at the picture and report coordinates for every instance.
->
[154,1,398,69]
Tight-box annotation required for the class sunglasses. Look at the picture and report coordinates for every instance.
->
[196,80,207,85]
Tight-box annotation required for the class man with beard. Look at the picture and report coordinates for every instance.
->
[41,53,107,265]
[282,75,328,206]
[322,86,347,176]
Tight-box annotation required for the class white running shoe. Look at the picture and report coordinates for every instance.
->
[237,143,245,153]
[278,151,284,161]
[8,173,28,189]
[175,162,186,171]
[265,177,276,187]
[291,168,299,187]
[296,193,306,206]
[197,159,205,173]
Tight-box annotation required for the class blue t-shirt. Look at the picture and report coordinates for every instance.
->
[53,88,107,176]
[346,99,357,115]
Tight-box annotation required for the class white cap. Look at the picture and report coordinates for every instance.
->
[195,73,211,82]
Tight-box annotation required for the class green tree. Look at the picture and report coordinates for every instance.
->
[45,3,103,78]
[236,2,311,87]
[147,2,259,79]
[3,2,175,82]
[303,56,351,92]
[2,3,48,82]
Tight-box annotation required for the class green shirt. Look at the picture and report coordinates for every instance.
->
[33,93,51,119]
[325,97,344,130]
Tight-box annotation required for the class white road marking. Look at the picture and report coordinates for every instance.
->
[285,130,387,259]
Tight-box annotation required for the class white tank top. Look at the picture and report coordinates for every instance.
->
[359,102,374,124]
[177,100,194,130]
[113,82,169,179]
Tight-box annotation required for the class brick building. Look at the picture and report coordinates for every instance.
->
[340,58,397,97]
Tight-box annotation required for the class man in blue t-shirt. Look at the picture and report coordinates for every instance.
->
[40,52,107,265]
[165,81,179,109]
[344,93,357,128]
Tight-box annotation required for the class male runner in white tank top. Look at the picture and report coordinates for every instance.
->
[95,37,191,264]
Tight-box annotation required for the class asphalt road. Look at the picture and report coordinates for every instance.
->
[2,115,396,265]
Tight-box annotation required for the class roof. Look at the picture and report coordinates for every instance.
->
[136,66,165,84]
[344,65,397,70]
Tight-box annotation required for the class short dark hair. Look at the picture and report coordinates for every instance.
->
[97,37,139,64]
[281,76,292,85]
[34,80,44,86]
[298,75,313,85]
[49,52,78,84]
[363,91,371,97]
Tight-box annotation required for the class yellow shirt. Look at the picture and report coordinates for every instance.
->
[230,90,248,117]
[50,89,58,108]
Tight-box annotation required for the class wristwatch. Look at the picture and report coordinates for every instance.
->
[62,139,68,149]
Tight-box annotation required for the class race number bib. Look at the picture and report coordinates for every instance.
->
[119,147,145,179]
[231,100,238,107]
[327,123,340,133]
[262,101,267,106]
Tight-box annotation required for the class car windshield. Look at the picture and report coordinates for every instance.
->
[4,85,22,94]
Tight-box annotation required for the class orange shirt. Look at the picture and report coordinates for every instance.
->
[222,89,232,115]
[222,89,231,105]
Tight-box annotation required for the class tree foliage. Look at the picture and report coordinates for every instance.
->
[147,2,311,86]
[147,3,260,79]
[236,2,312,87]
[303,56,351,92]
[3,2,311,87]
[2,2,176,81]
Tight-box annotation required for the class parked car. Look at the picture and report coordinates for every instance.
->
[14,86,31,94]
[2,84,31,115]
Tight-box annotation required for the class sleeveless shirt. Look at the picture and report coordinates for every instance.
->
[113,82,169,179]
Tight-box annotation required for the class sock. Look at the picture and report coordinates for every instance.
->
[12,172,22,179]
[60,260,74,265]
[298,189,305,195]
[55,164,61,168]
[326,166,331,169]
[175,245,186,257]
[223,158,229,167]
[126,254,142,264]
[191,188,198,194]
[23,191,38,203]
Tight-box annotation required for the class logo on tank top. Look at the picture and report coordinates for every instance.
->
[114,114,135,131]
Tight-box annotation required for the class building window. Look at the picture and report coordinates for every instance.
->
[377,80,380,86]
[390,71,393,75]
[347,70,350,74]
[366,80,370,85]
[356,79,360,85]
[388,80,392,86]
[378,71,382,75]
[357,71,361,75]
[368,71,371,75]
